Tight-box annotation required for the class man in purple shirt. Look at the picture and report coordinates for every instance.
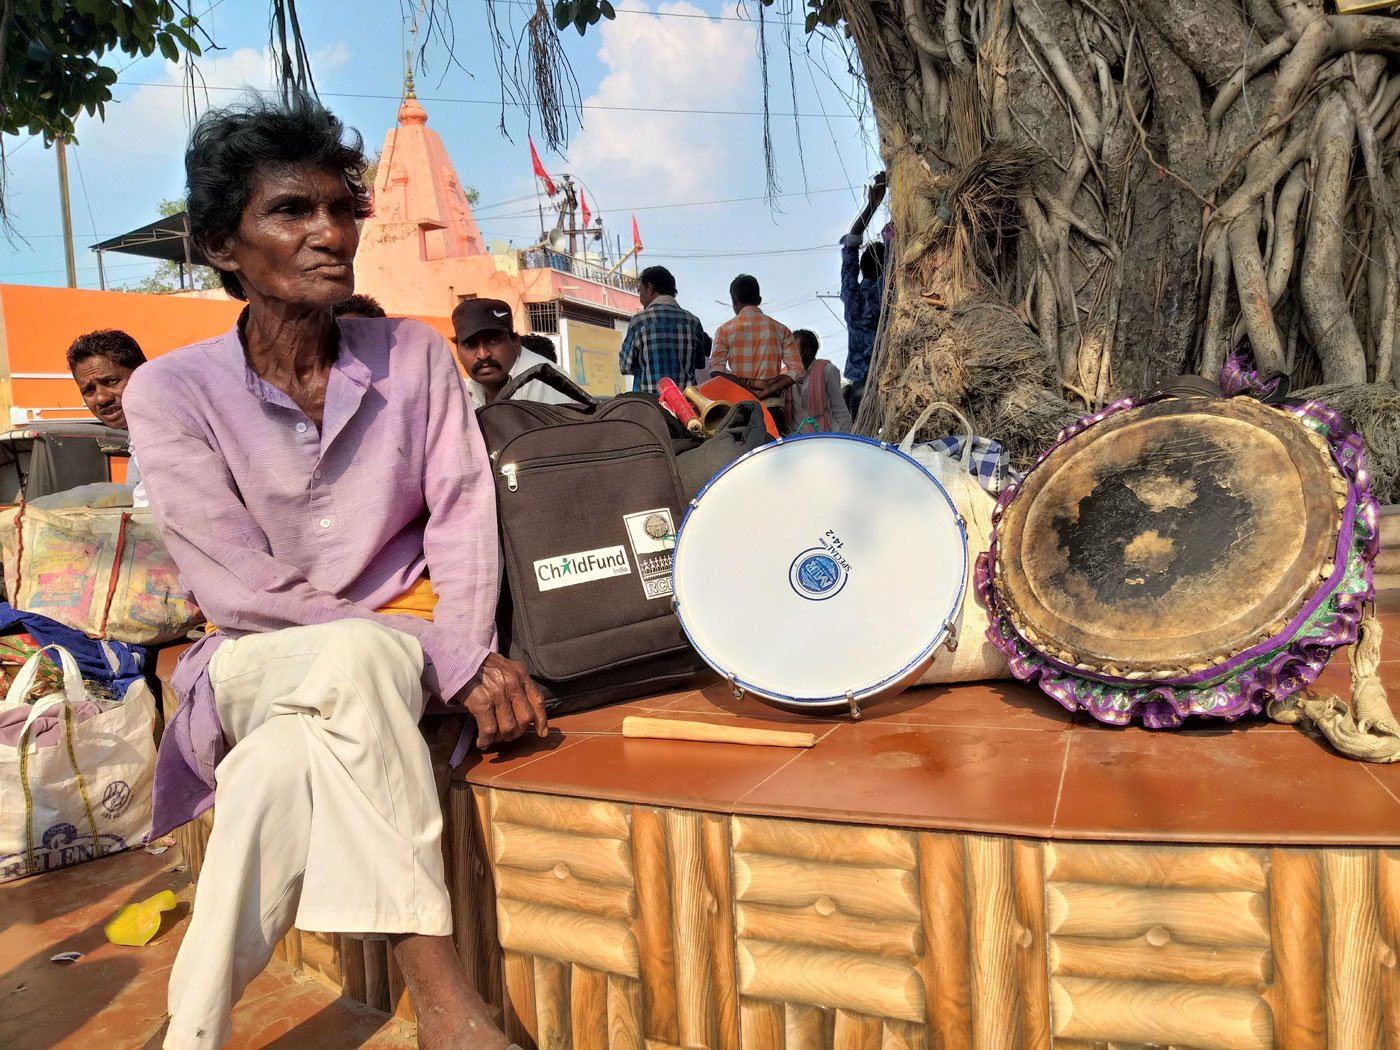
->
[125,95,539,1050]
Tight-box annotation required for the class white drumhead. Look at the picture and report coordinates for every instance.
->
[672,435,967,708]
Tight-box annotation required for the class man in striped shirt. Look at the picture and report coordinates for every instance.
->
[709,274,805,408]
[619,266,712,393]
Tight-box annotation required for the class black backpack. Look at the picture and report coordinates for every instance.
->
[475,365,704,713]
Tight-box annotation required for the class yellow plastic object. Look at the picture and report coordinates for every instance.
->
[104,889,178,947]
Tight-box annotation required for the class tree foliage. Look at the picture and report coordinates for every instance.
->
[1,0,203,142]
[0,0,204,228]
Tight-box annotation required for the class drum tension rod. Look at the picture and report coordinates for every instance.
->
[847,691,861,721]
[944,620,959,652]
[727,674,745,701]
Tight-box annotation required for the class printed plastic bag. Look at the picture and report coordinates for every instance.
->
[0,502,202,645]
[0,644,156,882]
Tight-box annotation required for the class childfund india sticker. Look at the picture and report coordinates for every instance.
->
[534,545,632,592]
[623,508,677,600]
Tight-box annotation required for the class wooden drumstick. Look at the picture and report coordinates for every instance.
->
[622,716,816,749]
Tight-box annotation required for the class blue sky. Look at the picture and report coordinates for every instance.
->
[0,0,882,367]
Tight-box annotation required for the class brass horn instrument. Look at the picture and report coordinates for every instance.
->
[683,386,733,437]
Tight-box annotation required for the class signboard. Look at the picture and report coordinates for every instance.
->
[561,318,626,397]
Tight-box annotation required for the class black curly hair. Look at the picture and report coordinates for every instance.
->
[185,92,372,301]
[67,330,148,373]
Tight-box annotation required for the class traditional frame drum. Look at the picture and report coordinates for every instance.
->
[672,434,967,714]
[980,389,1381,728]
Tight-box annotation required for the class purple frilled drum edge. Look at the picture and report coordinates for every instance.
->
[976,392,1381,728]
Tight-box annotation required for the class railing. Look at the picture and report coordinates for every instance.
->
[520,248,639,294]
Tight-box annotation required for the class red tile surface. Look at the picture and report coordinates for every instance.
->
[1054,720,1400,844]
[0,849,414,1050]
[735,721,1068,837]
[864,679,1076,730]
[463,589,1400,846]
[483,729,817,813]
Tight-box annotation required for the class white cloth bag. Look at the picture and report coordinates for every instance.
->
[0,644,156,882]
[900,403,1011,683]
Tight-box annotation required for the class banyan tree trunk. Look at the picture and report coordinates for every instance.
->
[844,0,1400,498]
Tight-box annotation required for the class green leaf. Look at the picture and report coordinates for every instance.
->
[167,24,200,57]
[157,32,179,63]
[573,10,588,34]
[553,0,573,29]
[804,11,817,32]
[600,0,615,17]
[586,3,602,25]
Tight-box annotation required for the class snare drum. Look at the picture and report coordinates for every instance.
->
[672,434,968,713]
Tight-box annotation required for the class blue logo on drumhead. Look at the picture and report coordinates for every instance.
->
[789,549,847,601]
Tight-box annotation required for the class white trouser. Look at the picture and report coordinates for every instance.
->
[164,620,454,1050]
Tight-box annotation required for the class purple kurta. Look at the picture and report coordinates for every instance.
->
[124,316,499,837]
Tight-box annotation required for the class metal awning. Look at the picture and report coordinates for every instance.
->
[89,211,208,290]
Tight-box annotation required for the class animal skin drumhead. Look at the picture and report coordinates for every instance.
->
[994,396,1343,675]
[672,434,967,707]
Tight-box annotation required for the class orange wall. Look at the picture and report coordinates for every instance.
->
[0,284,455,422]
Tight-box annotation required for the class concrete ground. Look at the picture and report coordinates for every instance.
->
[0,847,416,1050]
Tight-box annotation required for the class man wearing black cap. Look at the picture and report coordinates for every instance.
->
[453,297,573,409]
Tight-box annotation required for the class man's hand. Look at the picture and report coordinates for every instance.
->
[452,653,548,750]
[755,375,796,399]
[850,172,888,237]
[869,172,888,205]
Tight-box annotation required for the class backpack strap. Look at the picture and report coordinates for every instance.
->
[495,363,597,407]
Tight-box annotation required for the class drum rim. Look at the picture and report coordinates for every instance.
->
[671,432,969,707]
[979,392,1379,726]
[992,395,1344,676]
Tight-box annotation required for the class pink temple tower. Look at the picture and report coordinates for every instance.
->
[353,69,526,320]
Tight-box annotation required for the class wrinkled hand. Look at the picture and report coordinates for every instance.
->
[453,653,548,750]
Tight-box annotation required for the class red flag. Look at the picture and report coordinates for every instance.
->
[580,190,592,230]
[529,137,556,197]
[632,215,643,252]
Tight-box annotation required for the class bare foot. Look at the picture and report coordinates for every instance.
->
[391,933,511,1050]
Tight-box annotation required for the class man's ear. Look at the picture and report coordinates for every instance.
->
[200,231,240,280]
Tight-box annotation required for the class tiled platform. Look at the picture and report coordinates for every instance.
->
[462,580,1400,846]
[0,849,415,1050]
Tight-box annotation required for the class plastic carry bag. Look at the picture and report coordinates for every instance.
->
[0,644,156,882]
[0,502,202,645]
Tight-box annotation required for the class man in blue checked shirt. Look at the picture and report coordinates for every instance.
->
[620,265,713,393]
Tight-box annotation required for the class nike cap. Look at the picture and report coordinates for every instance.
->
[452,297,518,343]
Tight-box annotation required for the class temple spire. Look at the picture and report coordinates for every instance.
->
[397,54,427,126]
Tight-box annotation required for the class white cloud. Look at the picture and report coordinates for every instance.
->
[563,1,756,201]
[0,43,355,283]
[84,42,354,155]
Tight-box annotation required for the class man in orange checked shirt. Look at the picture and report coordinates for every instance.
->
[709,274,805,432]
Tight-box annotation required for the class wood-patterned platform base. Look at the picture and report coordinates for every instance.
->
[447,784,1400,1050]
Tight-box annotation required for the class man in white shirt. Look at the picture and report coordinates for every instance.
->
[67,329,150,507]
[453,298,575,409]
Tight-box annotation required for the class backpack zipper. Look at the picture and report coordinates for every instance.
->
[498,447,660,493]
